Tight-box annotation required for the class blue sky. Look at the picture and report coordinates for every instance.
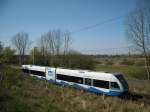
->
[0,0,137,54]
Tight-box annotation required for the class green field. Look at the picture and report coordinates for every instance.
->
[96,64,150,94]
[0,65,150,112]
[96,65,147,79]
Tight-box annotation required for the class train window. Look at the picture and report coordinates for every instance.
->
[115,75,128,90]
[29,70,45,76]
[85,78,92,86]
[93,79,109,89]
[22,69,29,73]
[110,82,120,89]
[56,74,83,84]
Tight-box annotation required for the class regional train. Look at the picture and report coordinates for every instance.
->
[21,65,129,96]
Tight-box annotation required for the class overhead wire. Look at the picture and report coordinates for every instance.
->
[70,15,133,54]
[71,15,124,34]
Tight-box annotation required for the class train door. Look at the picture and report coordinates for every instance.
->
[46,67,56,80]
[85,78,92,86]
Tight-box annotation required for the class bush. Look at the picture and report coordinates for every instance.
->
[105,60,114,65]
[119,59,134,65]
[64,54,96,70]
[134,60,145,66]
[96,61,103,65]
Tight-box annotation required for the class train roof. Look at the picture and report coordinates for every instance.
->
[56,68,116,81]
[22,65,122,81]
[22,65,47,72]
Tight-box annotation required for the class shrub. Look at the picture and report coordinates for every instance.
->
[119,59,134,65]
[67,54,96,70]
[105,60,114,65]
[134,60,145,66]
[96,61,102,65]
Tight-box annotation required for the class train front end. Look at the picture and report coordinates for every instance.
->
[114,74,129,94]
[107,73,129,96]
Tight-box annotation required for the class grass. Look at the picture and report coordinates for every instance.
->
[0,65,150,112]
[128,80,150,94]
[96,64,147,79]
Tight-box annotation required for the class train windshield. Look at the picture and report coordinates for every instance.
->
[115,74,128,90]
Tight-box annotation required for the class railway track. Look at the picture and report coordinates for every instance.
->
[119,91,150,105]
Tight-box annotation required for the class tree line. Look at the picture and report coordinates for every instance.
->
[0,30,95,70]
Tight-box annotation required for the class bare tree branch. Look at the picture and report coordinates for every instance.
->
[12,32,30,64]
[125,4,150,80]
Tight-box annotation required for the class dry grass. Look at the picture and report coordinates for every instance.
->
[128,80,150,94]
[95,57,145,66]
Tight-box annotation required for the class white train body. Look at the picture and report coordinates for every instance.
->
[22,65,129,96]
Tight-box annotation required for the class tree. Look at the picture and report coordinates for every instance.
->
[63,31,72,67]
[0,41,4,64]
[46,31,55,65]
[62,51,96,70]
[38,30,71,66]
[63,31,72,56]
[53,29,63,56]
[12,32,30,64]
[30,47,44,65]
[0,41,3,54]
[39,31,56,66]
[2,47,15,63]
[125,0,150,80]
[38,35,49,65]
[52,29,63,67]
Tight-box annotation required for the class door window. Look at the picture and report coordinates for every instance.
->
[85,78,92,86]
[110,82,120,89]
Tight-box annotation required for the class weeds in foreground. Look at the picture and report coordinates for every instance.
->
[0,65,150,112]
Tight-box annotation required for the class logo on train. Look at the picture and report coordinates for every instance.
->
[48,70,53,76]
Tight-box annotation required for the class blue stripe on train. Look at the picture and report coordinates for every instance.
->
[32,75,46,80]
[88,87,122,96]
[47,79,122,96]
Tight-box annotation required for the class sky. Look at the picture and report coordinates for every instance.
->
[0,0,138,54]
